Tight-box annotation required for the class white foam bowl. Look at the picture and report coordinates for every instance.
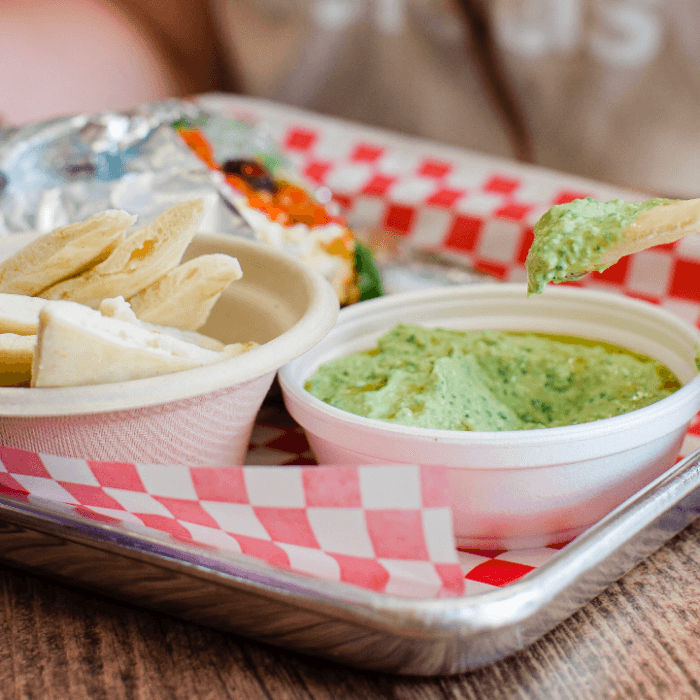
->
[0,233,339,466]
[279,284,700,549]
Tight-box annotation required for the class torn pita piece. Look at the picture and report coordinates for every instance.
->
[128,253,243,330]
[0,333,35,386]
[525,197,700,294]
[0,209,135,296]
[39,198,206,307]
[98,296,226,351]
[0,293,46,335]
[32,300,228,387]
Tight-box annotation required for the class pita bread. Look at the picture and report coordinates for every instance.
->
[128,253,243,330]
[220,341,258,358]
[0,333,35,386]
[32,299,226,387]
[0,209,135,296]
[98,296,225,351]
[39,199,205,308]
[597,198,700,264]
[526,197,700,293]
[0,293,46,335]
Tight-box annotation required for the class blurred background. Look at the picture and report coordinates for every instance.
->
[2,0,699,198]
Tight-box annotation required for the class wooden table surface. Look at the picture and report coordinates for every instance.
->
[1,517,700,700]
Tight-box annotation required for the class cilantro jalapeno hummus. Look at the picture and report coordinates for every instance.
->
[305,323,681,431]
[525,197,674,295]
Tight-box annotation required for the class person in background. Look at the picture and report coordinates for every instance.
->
[2,0,700,198]
[0,0,240,125]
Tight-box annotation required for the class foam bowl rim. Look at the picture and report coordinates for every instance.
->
[278,283,700,452]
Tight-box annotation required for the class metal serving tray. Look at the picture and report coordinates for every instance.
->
[1,447,700,677]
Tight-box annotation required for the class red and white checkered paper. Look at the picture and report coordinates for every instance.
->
[5,94,700,599]
[0,447,464,598]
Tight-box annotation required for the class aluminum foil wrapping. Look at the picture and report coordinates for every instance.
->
[0,100,265,238]
[0,99,492,297]
[0,99,367,303]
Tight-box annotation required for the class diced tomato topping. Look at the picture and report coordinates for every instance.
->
[179,128,352,234]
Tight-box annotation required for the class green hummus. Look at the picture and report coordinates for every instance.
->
[525,197,674,295]
[305,324,681,431]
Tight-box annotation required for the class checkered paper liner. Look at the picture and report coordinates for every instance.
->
[0,448,464,599]
[4,94,700,600]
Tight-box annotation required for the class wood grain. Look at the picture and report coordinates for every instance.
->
[2,519,700,700]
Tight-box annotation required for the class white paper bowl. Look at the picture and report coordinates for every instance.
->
[0,233,339,466]
[278,284,700,549]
